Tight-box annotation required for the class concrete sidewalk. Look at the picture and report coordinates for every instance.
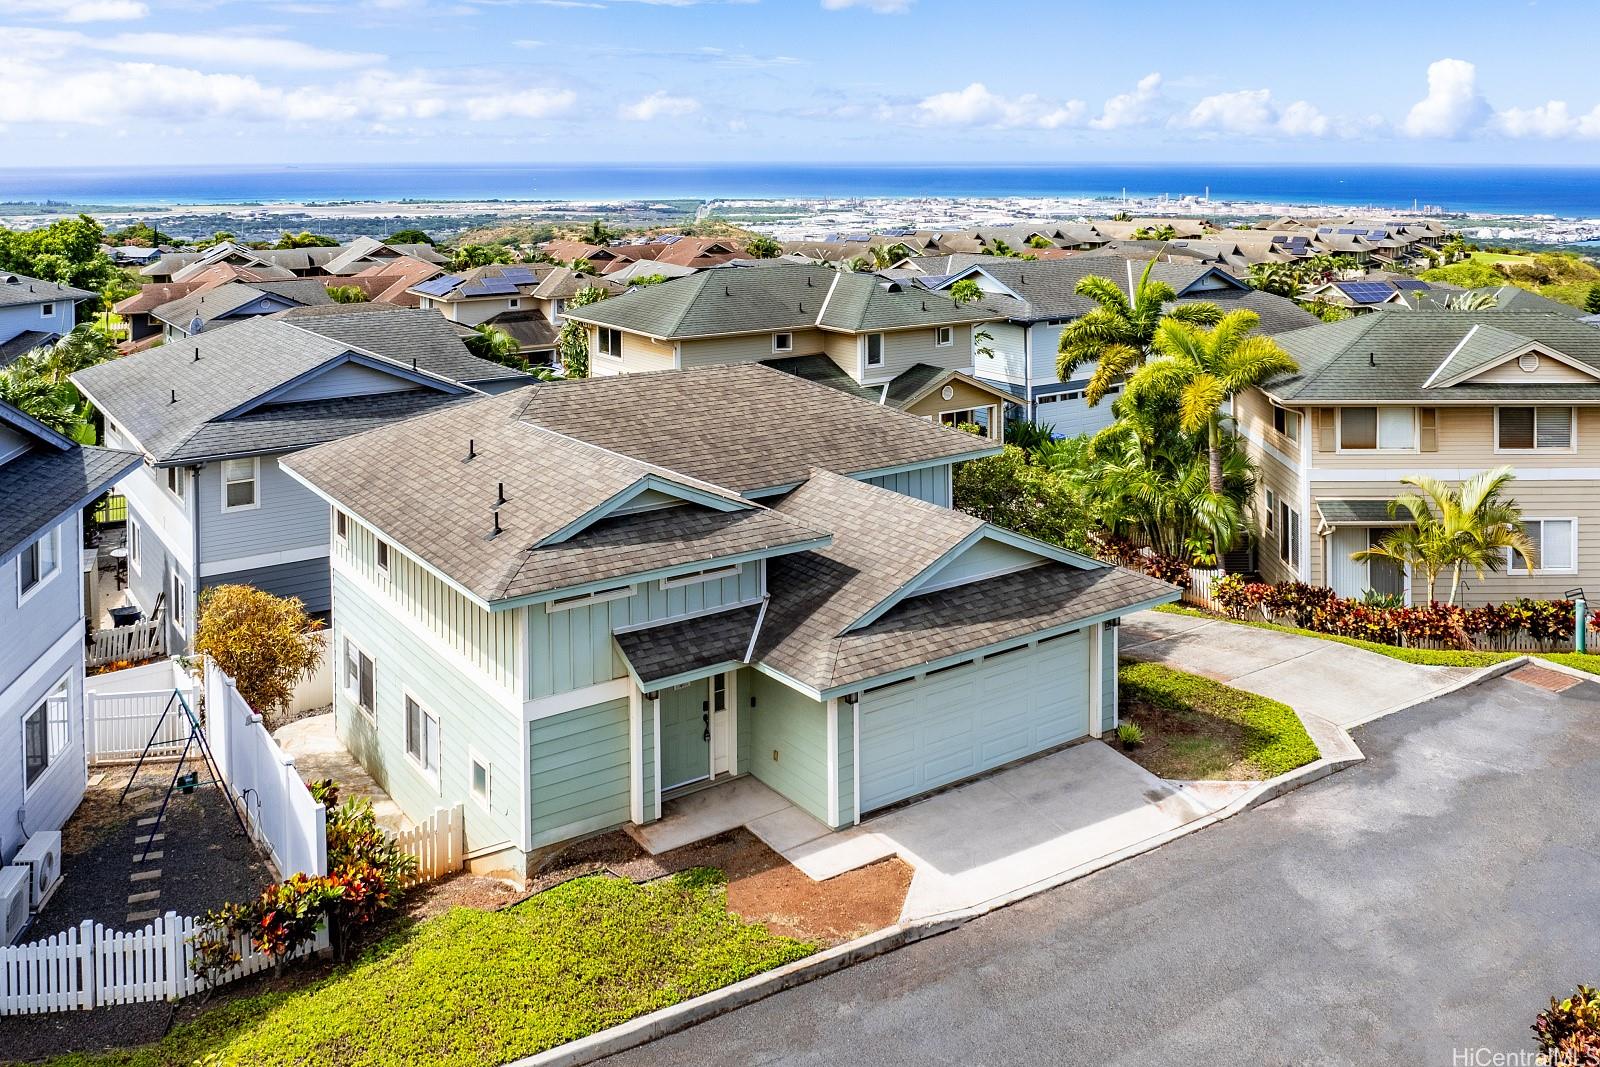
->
[1118,609,1478,728]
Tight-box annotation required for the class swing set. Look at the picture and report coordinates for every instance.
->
[117,687,246,862]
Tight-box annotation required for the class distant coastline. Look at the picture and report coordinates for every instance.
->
[3,162,1600,219]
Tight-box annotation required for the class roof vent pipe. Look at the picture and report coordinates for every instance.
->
[466,438,476,460]
[495,482,507,506]
[1369,352,1377,366]
[193,347,200,361]
[170,389,177,404]
[490,510,502,539]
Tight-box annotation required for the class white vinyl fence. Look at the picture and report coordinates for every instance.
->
[0,913,328,1016]
[205,660,328,879]
[84,659,201,765]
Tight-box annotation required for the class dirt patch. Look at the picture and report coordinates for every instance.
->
[1115,695,1264,781]
[405,872,523,921]
[530,828,911,945]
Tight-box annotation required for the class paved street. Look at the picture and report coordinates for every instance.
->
[606,670,1600,1066]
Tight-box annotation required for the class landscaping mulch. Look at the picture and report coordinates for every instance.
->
[531,827,912,944]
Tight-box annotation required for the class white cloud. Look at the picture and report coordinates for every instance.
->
[0,0,147,21]
[1091,72,1164,130]
[1493,100,1600,140]
[463,88,578,121]
[618,90,700,121]
[821,0,910,11]
[1179,88,1330,137]
[1402,58,1489,138]
[915,82,1084,130]
[7,26,383,70]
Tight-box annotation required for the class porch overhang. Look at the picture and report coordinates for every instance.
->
[614,603,764,692]
[1314,498,1415,532]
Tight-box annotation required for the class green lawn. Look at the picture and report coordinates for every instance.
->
[1152,603,1600,675]
[1468,250,1536,265]
[1117,661,1320,779]
[51,871,814,1067]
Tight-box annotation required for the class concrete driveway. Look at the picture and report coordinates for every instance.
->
[1120,609,1478,728]
[606,667,1600,1066]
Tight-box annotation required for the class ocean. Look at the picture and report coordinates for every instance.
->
[0,163,1597,218]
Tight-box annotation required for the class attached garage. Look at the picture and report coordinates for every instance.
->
[857,629,1091,813]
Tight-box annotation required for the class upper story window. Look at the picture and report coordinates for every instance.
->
[419,297,431,310]
[935,326,953,347]
[18,527,59,602]
[335,509,348,543]
[1339,406,1415,451]
[1509,518,1576,574]
[546,583,635,613]
[597,328,622,358]
[507,297,520,309]
[1272,405,1302,442]
[660,564,742,591]
[1496,406,1574,452]
[221,457,259,511]
[772,332,793,353]
[864,333,885,369]
[39,303,54,317]
[376,538,391,577]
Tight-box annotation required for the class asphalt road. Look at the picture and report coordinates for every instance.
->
[606,670,1600,1066]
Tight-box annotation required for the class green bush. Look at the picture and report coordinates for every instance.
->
[1115,721,1145,749]
[1119,661,1319,777]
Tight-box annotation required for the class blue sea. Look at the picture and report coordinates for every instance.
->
[0,163,1596,218]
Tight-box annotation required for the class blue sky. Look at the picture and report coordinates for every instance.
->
[2,0,1598,167]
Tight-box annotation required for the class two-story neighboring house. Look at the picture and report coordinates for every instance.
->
[280,364,1176,874]
[1237,310,1600,605]
[894,253,1319,439]
[72,311,531,650]
[410,264,628,366]
[563,263,1016,437]
[0,401,140,862]
[0,273,94,368]
[151,280,334,341]
[140,239,447,284]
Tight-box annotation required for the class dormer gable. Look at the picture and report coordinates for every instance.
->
[218,350,470,419]
[534,475,752,548]
[1423,324,1600,389]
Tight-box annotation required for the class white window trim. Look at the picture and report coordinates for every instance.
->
[1335,405,1419,454]
[16,526,61,608]
[166,466,184,502]
[1271,404,1302,444]
[660,564,742,591]
[39,303,54,317]
[1508,517,1579,575]
[128,518,142,575]
[21,674,71,799]
[507,297,520,309]
[376,538,391,579]
[596,327,622,359]
[342,632,377,720]
[934,326,953,347]
[1265,489,1278,534]
[1493,406,1577,455]
[468,747,493,810]
[219,456,262,513]
[862,332,885,372]
[771,332,793,354]
[546,584,635,613]
[403,689,442,790]
[334,508,349,546]
[170,571,188,634]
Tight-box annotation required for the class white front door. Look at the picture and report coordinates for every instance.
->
[709,672,732,777]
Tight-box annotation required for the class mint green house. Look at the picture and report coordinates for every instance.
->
[283,363,1176,873]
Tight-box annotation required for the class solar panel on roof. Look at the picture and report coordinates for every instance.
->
[413,276,459,297]
[499,267,536,283]
[1392,279,1429,290]
[461,278,518,297]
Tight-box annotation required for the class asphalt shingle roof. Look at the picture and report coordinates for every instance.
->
[283,306,529,384]
[1169,287,1321,335]
[151,280,332,329]
[0,435,140,562]
[613,604,763,688]
[0,273,93,310]
[1266,310,1600,403]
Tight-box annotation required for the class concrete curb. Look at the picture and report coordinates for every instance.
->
[1341,656,1529,728]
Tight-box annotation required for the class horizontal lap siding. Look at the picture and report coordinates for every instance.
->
[1236,389,1305,585]
[196,455,330,562]
[835,701,854,826]
[202,557,329,615]
[1310,406,1600,472]
[679,330,828,369]
[747,673,830,824]
[0,637,85,864]
[530,698,631,845]
[973,322,1026,383]
[332,571,521,855]
[1,514,79,687]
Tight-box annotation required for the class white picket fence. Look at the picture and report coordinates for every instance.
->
[1182,567,1227,613]
[0,913,328,1016]
[84,659,201,765]
[86,620,165,670]
[395,805,465,884]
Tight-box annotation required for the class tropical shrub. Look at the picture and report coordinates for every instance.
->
[194,585,324,725]
[1116,721,1145,749]
[1532,984,1600,1066]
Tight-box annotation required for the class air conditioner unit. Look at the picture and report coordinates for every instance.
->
[13,831,62,911]
[0,866,30,945]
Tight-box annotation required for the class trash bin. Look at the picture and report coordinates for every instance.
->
[108,605,142,627]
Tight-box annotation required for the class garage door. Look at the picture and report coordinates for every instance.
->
[858,630,1091,813]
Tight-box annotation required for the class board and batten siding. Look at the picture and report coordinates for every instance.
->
[196,454,331,568]
[834,699,855,827]
[747,671,832,825]
[337,516,521,695]
[529,697,631,846]
[526,562,761,700]
[331,569,522,856]
[865,465,951,508]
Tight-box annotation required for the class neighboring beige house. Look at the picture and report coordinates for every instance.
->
[410,264,627,364]
[563,262,1016,437]
[1238,309,1600,605]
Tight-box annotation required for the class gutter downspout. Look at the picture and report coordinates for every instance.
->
[189,465,201,651]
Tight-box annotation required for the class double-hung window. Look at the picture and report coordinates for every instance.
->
[597,328,622,358]
[405,694,440,782]
[864,333,885,370]
[171,572,187,632]
[23,677,69,791]
[1510,519,1576,574]
[1496,407,1574,452]
[1339,407,1415,451]
[1278,500,1301,567]
[343,636,375,718]
[18,527,58,601]
[1272,405,1301,442]
[221,457,259,511]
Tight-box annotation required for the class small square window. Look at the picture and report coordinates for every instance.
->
[935,326,953,347]
[39,303,54,317]
[772,332,793,353]
[507,297,520,309]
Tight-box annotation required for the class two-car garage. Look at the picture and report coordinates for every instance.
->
[856,629,1093,813]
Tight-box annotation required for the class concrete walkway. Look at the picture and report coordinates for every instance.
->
[1119,608,1478,729]
[631,743,1238,922]
[274,712,410,833]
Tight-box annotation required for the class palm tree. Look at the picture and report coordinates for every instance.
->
[868,242,913,269]
[745,235,782,259]
[1442,290,1499,310]
[1248,262,1300,298]
[468,324,522,365]
[1057,258,1223,406]
[582,219,619,244]
[1352,467,1536,605]
[1123,309,1298,496]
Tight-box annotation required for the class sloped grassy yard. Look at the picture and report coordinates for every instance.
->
[49,870,814,1067]
[1116,661,1321,781]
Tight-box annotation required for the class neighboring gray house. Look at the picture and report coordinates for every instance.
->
[0,272,93,368]
[281,364,1177,874]
[893,253,1317,438]
[150,280,334,340]
[72,312,531,649]
[0,400,140,863]
[140,239,447,284]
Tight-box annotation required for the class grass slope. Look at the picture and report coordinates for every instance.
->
[51,871,814,1067]
[1118,661,1320,778]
